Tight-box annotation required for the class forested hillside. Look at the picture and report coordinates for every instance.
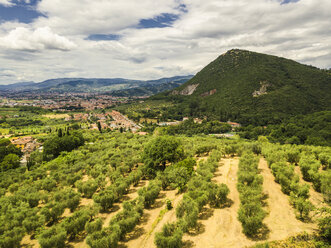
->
[153,49,331,125]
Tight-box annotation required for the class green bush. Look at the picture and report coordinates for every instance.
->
[75,179,98,198]
[85,218,103,234]
[155,223,183,248]
[38,226,67,248]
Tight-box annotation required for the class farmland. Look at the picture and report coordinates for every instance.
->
[0,129,330,248]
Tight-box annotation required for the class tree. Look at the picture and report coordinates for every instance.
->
[155,222,183,248]
[93,189,117,212]
[176,196,199,231]
[38,226,67,248]
[143,136,185,176]
[86,227,120,248]
[0,154,20,171]
[75,179,98,198]
[317,207,331,240]
[295,197,313,220]
[85,218,103,234]
[0,227,24,248]
[97,122,102,133]
[210,183,230,207]
[238,202,266,236]
[61,209,93,239]
[58,128,63,137]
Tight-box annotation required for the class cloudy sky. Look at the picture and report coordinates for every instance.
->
[0,0,330,84]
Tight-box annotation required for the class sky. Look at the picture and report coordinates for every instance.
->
[0,0,330,84]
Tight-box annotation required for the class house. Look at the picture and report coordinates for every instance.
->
[11,136,33,150]
[227,121,241,128]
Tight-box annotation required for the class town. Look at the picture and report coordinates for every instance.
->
[0,92,146,111]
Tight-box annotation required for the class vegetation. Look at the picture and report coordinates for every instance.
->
[262,145,315,220]
[153,49,331,125]
[43,131,85,160]
[142,136,185,177]
[164,119,231,136]
[0,102,329,248]
[0,138,22,171]
[237,153,266,237]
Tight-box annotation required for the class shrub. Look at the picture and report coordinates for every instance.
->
[155,223,183,248]
[138,180,161,208]
[75,179,98,198]
[0,227,24,248]
[86,226,120,248]
[85,218,103,234]
[61,208,94,239]
[166,199,173,210]
[38,226,67,248]
[238,202,266,236]
[93,189,117,212]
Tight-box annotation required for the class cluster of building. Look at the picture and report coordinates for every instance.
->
[10,136,42,164]
[0,93,134,111]
[90,110,142,132]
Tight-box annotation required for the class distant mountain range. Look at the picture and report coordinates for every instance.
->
[0,76,193,95]
[153,49,331,125]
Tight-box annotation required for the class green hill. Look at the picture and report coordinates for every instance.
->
[153,49,331,125]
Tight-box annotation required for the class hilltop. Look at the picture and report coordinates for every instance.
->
[153,49,331,125]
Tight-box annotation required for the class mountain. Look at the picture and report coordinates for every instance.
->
[154,49,331,125]
[0,81,35,90]
[0,76,192,94]
[110,77,190,97]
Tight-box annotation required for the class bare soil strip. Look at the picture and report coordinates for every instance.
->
[21,235,39,248]
[259,158,316,241]
[183,157,256,248]
[294,166,327,208]
[123,189,183,248]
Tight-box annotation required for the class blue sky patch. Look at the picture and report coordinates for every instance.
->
[138,13,179,29]
[0,0,43,23]
[86,34,121,41]
[281,0,300,4]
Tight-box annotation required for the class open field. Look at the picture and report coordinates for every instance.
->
[42,114,70,119]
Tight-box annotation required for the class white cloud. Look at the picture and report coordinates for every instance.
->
[0,0,13,7]
[35,0,182,35]
[0,0,330,84]
[0,26,76,51]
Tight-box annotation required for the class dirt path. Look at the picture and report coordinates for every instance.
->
[21,235,39,248]
[123,189,183,248]
[260,158,316,240]
[294,166,327,208]
[183,157,256,248]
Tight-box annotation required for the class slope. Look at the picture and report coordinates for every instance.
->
[154,49,331,125]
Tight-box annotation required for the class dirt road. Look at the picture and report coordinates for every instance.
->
[123,189,183,248]
[183,157,256,248]
[259,158,316,240]
[294,166,327,208]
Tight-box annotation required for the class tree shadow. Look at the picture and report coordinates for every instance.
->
[199,207,214,220]
[126,188,137,194]
[221,198,234,208]
[124,226,146,241]
[139,212,151,224]
[189,222,206,236]
[121,195,131,202]
[158,192,166,198]
[99,204,120,214]
[150,199,165,209]
[247,224,270,241]
[182,240,195,248]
